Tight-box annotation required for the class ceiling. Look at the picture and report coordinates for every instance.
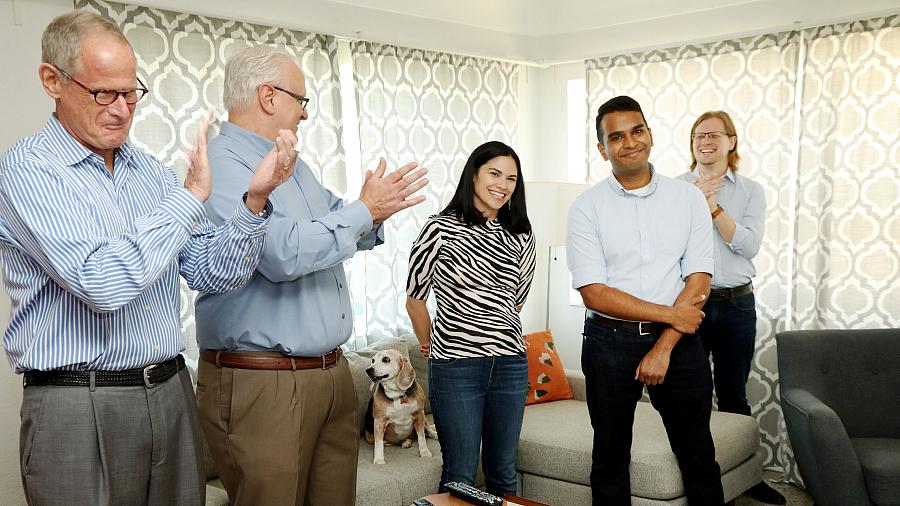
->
[133,0,899,65]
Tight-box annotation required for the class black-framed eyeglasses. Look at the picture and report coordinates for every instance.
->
[272,85,310,110]
[56,67,149,105]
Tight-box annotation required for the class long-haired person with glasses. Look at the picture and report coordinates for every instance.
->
[406,141,536,497]
[0,11,298,505]
[677,112,784,504]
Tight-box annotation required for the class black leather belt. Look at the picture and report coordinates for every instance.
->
[23,355,184,388]
[587,313,666,336]
[709,282,753,301]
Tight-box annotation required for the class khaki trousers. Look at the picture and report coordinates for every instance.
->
[197,354,358,506]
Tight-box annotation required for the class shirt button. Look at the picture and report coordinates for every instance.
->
[153,344,160,351]
[144,304,151,311]
[342,313,346,319]
[339,283,343,289]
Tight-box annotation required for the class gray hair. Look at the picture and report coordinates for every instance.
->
[224,46,296,112]
[42,11,131,75]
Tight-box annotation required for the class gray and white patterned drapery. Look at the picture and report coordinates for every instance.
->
[586,15,899,485]
[351,41,520,343]
[77,0,344,371]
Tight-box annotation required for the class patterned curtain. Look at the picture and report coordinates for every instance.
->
[586,15,899,484]
[77,0,344,371]
[350,41,520,343]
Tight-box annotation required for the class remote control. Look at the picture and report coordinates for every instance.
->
[411,500,435,506]
[444,482,503,506]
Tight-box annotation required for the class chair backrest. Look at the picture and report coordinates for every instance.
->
[777,328,900,438]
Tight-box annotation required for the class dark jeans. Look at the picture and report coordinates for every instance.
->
[581,318,724,506]
[428,353,528,496]
[695,292,757,416]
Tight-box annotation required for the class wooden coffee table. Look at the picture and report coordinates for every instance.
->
[421,492,549,506]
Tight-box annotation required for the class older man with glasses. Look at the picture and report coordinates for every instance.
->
[193,45,428,505]
[0,11,297,505]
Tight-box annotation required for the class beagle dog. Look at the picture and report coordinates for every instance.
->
[364,349,437,464]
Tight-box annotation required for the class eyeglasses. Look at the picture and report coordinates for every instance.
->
[272,85,310,110]
[692,131,731,141]
[56,67,148,105]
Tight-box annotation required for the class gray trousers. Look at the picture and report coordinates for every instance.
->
[19,366,205,506]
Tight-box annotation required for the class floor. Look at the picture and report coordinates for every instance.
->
[733,471,812,506]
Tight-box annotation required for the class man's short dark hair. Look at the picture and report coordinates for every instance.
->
[595,95,648,144]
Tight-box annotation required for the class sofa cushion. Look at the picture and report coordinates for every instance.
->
[524,330,574,405]
[517,400,760,500]
[852,438,900,506]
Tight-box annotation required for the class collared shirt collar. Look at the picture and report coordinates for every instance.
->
[40,113,136,169]
[606,163,659,197]
[218,121,274,162]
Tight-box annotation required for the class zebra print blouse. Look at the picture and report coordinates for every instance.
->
[407,213,537,359]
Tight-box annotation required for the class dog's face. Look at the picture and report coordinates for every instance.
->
[366,350,415,390]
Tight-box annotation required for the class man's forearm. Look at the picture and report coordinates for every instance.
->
[651,273,711,352]
[578,283,675,324]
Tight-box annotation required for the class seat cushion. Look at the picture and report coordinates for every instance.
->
[518,400,760,500]
[852,438,900,506]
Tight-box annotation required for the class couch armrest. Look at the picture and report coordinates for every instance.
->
[781,388,871,506]
[565,369,586,402]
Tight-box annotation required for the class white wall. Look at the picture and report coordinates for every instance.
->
[1,1,71,503]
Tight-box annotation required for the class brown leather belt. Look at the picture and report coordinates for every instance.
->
[709,282,753,301]
[200,349,342,370]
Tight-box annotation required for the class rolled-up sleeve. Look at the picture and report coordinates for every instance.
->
[681,186,714,278]
[728,180,766,259]
[566,196,607,289]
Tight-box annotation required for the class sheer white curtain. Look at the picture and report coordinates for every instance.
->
[78,0,344,366]
[585,14,899,484]
[350,41,520,342]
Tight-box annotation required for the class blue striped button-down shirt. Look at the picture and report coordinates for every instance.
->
[676,169,765,289]
[566,166,714,307]
[0,115,269,372]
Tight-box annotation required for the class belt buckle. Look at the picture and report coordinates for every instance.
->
[638,322,651,336]
[322,351,334,370]
[143,364,157,388]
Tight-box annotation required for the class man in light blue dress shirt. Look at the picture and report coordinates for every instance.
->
[567,96,724,504]
[678,111,784,505]
[0,12,295,505]
[194,46,428,505]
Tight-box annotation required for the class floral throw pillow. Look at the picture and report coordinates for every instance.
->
[524,330,574,405]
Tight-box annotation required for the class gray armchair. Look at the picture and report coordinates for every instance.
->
[777,329,900,506]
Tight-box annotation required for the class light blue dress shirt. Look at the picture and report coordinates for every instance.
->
[566,166,714,309]
[0,115,268,371]
[676,169,765,289]
[195,122,383,356]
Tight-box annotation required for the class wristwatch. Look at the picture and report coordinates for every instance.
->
[242,192,271,219]
[711,204,724,220]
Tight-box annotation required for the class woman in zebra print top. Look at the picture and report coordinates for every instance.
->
[406,141,536,497]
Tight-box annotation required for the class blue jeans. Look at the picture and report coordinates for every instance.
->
[428,353,528,496]
[581,318,724,506]
[695,292,757,416]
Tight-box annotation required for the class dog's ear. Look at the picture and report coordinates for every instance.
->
[396,354,415,391]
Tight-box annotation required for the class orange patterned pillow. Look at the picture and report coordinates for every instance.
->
[524,330,574,405]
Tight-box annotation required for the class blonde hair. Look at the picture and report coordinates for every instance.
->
[689,111,740,172]
[42,11,130,75]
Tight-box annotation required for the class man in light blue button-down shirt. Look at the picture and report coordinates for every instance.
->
[678,111,784,505]
[567,96,724,504]
[194,46,428,505]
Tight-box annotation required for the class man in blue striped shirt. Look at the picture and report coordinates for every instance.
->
[0,11,297,505]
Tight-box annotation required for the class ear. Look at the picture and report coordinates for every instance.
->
[728,135,736,151]
[39,63,63,100]
[396,354,415,391]
[647,127,654,147]
[597,142,609,161]
[258,83,277,115]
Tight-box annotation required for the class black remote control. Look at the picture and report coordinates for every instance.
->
[411,499,435,506]
[444,482,503,506]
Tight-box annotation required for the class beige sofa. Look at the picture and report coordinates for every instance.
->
[204,334,763,505]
